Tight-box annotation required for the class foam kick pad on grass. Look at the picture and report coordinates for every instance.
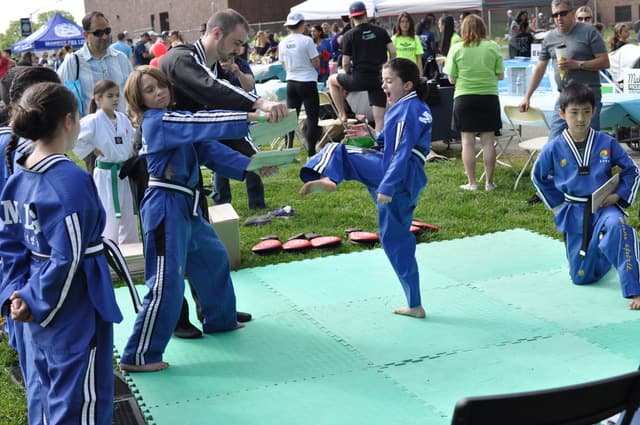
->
[113,229,640,425]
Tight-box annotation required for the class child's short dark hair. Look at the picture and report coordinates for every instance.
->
[558,80,595,111]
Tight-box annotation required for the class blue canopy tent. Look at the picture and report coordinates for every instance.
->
[12,13,84,53]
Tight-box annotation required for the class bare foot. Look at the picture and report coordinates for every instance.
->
[629,296,640,310]
[236,321,246,329]
[299,177,337,197]
[393,306,426,318]
[119,361,169,373]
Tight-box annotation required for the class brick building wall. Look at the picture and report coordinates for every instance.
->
[594,0,640,26]
[82,0,297,42]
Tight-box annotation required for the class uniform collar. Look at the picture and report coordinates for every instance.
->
[18,154,70,173]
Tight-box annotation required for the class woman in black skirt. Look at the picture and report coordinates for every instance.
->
[443,14,505,191]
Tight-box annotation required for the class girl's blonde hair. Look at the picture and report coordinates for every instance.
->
[608,23,628,52]
[124,65,174,125]
[460,14,487,46]
[89,79,118,114]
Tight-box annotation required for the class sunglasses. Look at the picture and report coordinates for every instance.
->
[551,10,572,18]
[576,16,592,22]
[89,27,112,37]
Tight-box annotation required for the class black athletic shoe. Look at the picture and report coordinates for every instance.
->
[525,193,542,205]
[237,311,252,323]
[173,322,203,339]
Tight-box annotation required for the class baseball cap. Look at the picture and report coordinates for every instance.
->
[141,32,150,38]
[284,12,304,26]
[148,30,158,37]
[349,1,367,18]
[161,30,170,38]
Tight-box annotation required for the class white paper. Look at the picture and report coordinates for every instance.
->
[246,148,300,171]
[591,174,620,213]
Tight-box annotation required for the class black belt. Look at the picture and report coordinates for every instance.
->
[148,176,201,217]
[30,239,143,313]
[564,194,591,257]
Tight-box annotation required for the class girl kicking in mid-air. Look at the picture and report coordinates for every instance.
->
[299,58,432,318]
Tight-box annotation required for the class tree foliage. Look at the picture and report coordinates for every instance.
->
[0,10,77,52]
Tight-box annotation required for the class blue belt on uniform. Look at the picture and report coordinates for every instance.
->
[31,239,143,313]
[148,176,202,217]
[564,193,592,257]
[96,160,124,219]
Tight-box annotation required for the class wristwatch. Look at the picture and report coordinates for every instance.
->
[579,61,585,70]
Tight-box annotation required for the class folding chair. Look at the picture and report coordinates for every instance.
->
[450,369,640,425]
[503,105,550,189]
[477,121,521,181]
[316,90,356,150]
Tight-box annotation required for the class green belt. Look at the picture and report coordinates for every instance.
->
[96,160,124,218]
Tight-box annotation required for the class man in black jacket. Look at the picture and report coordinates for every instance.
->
[160,8,288,338]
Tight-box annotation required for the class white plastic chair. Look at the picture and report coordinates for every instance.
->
[503,105,550,189]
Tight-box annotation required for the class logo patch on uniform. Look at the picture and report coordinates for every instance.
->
[599,149,610,162]
[577,269,585,277]
[560,158,567,167]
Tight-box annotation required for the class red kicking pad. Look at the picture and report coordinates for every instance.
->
[282,233,313,253]
[252,235,282,255]
[308,235,342,249]
[412,220,440,232]
[345,228,379,246]
[410,225,422,235]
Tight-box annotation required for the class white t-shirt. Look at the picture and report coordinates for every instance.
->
[278,33,319,82]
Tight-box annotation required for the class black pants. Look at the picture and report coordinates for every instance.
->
[212,138,266,210]
[286,80,320,156]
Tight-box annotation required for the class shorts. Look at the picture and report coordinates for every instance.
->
[337,72,386,108]
[452,94,502,133]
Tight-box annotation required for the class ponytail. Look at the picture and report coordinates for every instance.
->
[415,77,430,102]
[5,133,20,175]
[89,96,98,114]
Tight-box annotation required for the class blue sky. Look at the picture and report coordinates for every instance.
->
[1,0,85,34]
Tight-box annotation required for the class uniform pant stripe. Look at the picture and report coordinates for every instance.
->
[313,142,339,175]
[135,255,165,365]
[81,346,97,425]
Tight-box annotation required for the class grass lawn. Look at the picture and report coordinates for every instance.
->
[1,139,638,423]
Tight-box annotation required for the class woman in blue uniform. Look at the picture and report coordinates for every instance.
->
[119,66,271,372]
[0,82,123,425]
[532,81,640,310]
[299,58,432,319]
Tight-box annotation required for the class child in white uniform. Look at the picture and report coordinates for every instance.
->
[74,79,139,244]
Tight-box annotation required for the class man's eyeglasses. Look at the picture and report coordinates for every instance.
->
[89,27,112,37]
[576,16,592,22]
[551,10,572,18]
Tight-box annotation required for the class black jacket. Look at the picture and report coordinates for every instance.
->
[160,40,258,112]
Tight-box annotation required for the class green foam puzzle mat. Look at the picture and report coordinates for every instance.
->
[113,229,640,425]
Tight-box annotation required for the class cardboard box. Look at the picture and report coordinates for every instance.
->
[208,203,241,270]
[113,242,144,280]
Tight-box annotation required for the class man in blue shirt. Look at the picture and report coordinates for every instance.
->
[110,32,132,59]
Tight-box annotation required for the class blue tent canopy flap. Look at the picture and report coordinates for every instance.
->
[12,13,84,53]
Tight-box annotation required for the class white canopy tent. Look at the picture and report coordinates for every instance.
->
[290,0,381,20]
[376,0,482,16]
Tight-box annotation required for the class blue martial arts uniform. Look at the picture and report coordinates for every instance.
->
[300,91,432,308]
[120,109,252,367]
[0,128,44,425]
[0,154,123,425]
[532,128,640,298]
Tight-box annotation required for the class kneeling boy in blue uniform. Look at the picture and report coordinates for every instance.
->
[532,81,640,310]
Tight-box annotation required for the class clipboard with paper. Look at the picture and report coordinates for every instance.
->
[591,174,620,213]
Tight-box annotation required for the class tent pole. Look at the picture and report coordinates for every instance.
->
[488,9,492,39]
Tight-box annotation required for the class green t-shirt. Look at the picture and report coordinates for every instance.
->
[391,35,424,64]
[443,39,505,97]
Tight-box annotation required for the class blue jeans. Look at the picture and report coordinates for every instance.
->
[548,96,602,140]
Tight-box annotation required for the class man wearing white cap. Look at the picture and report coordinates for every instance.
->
[326,1,395,132]
[278,12,321,156]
